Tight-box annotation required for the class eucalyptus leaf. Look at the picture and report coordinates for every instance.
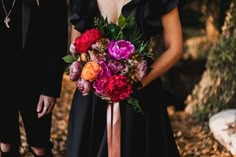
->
[118,15,127,27]
[127,97,143,115]
[62,55,76,63]
[126,16,136,28]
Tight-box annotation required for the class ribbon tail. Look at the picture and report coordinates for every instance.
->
[107,102,121,157]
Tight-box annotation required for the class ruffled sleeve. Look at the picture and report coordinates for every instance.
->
[160,0,182,15]
[69,0,99,32]
[140,0,182,39]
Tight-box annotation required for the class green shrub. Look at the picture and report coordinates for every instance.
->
[207,35,236,106]
[193,35,236,121]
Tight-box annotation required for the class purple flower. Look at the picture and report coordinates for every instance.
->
[135,60,148,81]
[107,60,124,74]
[108,40,135,60]
[69,61,82,81]
[76,78,91,95]
[93,62,112,94]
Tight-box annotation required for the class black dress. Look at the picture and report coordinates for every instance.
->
[66,0,182,156]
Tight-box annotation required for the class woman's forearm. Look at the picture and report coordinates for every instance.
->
[70,25,81,42]
[141,6,183,87]
[142,47,182,87]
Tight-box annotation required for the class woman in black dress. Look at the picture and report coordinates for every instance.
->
[66,0,183,156]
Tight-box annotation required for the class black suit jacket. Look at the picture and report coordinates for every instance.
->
[0,0,68,98]
[22,0,32,48]
[22,0,68,98]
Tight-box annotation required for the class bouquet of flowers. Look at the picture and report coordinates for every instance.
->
[63,15,153,114]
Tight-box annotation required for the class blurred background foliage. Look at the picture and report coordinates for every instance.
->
[184,0,236,121]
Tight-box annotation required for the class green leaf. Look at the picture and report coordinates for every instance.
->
[118,15,126,27]
[62,55,76,63]
[126,16,136,28]
[127,97,143,115]
[64,66,70,75]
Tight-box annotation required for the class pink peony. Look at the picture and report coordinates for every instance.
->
[74,28,102,53]
[93,62,112,94]
[104,75,133,102]
[69,61,82,81]
[76,78,91,95]
[107,40,135,60]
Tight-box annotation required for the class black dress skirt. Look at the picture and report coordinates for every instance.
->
[66,0,182,156]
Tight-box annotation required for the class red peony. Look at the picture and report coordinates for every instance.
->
[74,28,102,53]
[104,75,133,102]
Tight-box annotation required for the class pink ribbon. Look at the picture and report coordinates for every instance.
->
[107,102,121,157]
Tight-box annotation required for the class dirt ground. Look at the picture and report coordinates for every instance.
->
[19,75,234,157]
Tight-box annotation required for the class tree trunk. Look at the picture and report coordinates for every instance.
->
[200,0,231,43]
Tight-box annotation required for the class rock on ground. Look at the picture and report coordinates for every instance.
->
[209,109,236,156]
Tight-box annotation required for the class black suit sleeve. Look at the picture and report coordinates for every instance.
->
[41,0,68,98]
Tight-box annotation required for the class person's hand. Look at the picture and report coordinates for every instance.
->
[133,81,144,91]
[37,95,56,118]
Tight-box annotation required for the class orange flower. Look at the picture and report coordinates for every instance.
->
[81,61,101,81]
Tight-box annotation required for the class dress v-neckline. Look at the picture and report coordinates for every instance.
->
[96,0,134,24]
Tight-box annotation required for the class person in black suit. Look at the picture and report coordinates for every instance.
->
[0,0,68,156]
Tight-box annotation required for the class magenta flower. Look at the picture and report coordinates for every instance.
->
[108,40,135,60]
[93,62,112,94]
[76,78,91,95]
[69,61,82,81]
